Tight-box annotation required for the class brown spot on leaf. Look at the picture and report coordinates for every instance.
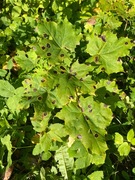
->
[46,43,51,48]
[95,56,99,63]
[87,17,96,25]
[47,53,51,56]
[98,35,106,42]
[80,78,83,81]
[95,133,98,137]
[41,78,46,82]
[42,112,47,117]
[28,96,32,100]
[89,109,92,113]
[44,34,48,38]
[52,100,56,104]
[60,54,64,57]
[33,88,37,92]
[38,96,42,100]
[77,135,82,139]
[42,46,45,50]
[101,67,105,71]
[88,105,92,108]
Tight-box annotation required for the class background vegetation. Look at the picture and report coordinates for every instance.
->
[0,0,135,179]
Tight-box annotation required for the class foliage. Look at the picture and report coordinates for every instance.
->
[0,0,135,179]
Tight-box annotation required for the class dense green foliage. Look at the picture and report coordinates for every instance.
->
[0,0,135,179]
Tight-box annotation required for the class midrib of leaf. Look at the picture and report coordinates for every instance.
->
[46,23,62,49]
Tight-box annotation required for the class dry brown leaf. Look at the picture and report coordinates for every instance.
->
[2,166,13,180]
[87,17,96,25]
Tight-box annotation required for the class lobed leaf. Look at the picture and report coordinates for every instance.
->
[86,32,133,74]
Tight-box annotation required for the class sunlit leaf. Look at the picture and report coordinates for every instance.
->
[127,129,134,143]
[88,171,104,180]
[1,135,12,169]
[118,142,130,156]
[0,80,15,97]
[55,146,74,179]
[114,132,123,145]
[86,32,133,74]
[56,96,113,165]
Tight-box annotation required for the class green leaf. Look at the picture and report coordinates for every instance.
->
[31,100,51,132]
[88,171,104,180]
[0,80,15,97]
[6,95,20,113]
[56,96,113,165]
[33,133,51,156]
[70,61,96,94]
[0,69,7,77]
[118,142,130,156]
[50,75,76,107]
[37,18,80,51]
[48,124,67,142]
[131,138,135,146]
[12,6,22,18]
[40,167,46,180]
[132,167,135,174]
[14,50,37,72]
[127,129,134,143]
[75,154,92,170]
[35,19,81,64]
[68,140,87,158]
[41,152,52,161]
[86,32,133,74]
[1,135,12,169]
[114,132,123,145]
[55,146,74,179]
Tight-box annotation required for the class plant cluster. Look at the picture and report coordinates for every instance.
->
[0,0,135,179]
